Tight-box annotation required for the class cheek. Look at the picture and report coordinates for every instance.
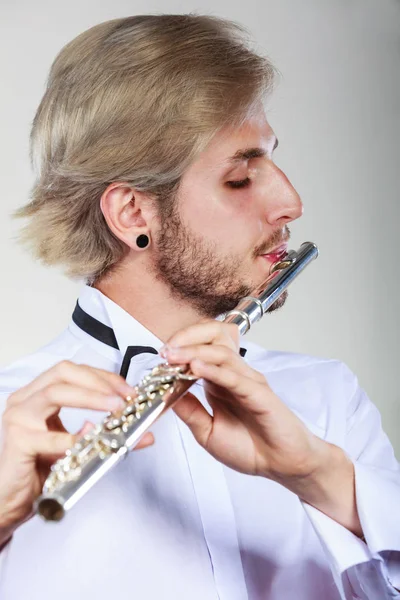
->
[181,186,262,246]
[221,192,264,242]
[180,187,225,238]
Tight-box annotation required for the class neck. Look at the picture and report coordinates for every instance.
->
[94,259,206,344]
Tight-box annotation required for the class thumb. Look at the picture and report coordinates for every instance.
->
[173,392,213,448]
[76,420,94,437]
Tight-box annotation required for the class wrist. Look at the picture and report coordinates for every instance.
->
[291,439,342,498]
[0,505,32,547]
[292,442,363,537]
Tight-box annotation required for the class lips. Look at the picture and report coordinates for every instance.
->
[262,243,288,262]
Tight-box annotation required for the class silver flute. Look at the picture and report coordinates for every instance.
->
[35,241,318,521]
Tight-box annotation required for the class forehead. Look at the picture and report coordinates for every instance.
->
[192,110,275,173]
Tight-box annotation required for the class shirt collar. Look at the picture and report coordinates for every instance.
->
[71,284,250,362]
[74,284,164,360]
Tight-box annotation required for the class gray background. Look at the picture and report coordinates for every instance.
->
[1,0,399,457]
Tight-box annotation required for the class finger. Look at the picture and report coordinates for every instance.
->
[189,359,267,406]
[12,428,77,459]
[162,321,239,355]
[7,384,126,427]
[8,361,134,406]
[133,432,155,450]
[76,420,95,437]
[173,392,213,448]
[164,344,266,384]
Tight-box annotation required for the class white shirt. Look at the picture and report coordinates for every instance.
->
[0,285,399,600]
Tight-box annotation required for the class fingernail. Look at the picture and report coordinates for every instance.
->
[107,396,126,411]
[161,344,178,356]
[161,344,181,358]
[167,346,181,357]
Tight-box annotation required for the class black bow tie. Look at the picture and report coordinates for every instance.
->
[72,301,247,379]
[119,345,159,378]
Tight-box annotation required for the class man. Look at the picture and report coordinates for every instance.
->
[0,13,399,600]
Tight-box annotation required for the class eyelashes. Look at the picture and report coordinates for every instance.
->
[226,177,251,189]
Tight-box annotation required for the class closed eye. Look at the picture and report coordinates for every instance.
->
[226,177,251,189]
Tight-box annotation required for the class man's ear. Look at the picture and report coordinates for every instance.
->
[100,182,156,249]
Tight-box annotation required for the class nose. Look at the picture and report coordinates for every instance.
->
[262,163,303,226]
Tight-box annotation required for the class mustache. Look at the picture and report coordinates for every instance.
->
[253,226,291,257]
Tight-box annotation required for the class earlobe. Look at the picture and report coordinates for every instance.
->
[100,182,151,249]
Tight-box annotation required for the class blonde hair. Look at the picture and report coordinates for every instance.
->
[15,14,277,282]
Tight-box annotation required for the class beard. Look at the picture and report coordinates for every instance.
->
[151,199,288,319]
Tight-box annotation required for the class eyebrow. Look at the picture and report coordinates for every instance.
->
[226,138,279,165]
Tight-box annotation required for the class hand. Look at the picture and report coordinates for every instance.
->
[163,321,364,538]
[162,320,328,484]
[0,361,153,538]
